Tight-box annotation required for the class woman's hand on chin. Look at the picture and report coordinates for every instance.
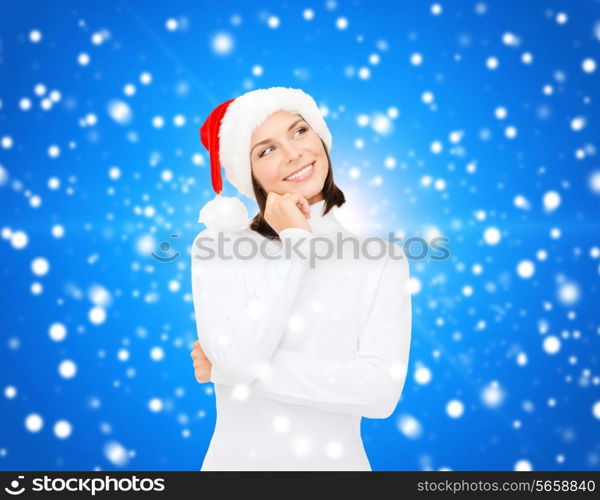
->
[264,192,312,234]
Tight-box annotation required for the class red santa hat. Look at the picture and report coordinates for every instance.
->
[198,86,333,232]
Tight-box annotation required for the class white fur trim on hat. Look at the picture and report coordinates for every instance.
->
[218,87,333,200]
[198,195,250,232]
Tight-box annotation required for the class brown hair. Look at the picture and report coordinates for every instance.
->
[249,139,346,241]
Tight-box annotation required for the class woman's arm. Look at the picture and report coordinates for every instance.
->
[250,252,412,419]
[191,227,313,386]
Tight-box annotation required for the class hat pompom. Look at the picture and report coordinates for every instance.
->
[198,195,250,232]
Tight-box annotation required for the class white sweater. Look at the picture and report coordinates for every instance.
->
[191,199,412,471]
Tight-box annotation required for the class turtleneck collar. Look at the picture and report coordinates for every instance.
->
[307,199,342,234]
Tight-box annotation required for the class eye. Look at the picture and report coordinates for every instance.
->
[259,146,273,158]
[258,127,307,158]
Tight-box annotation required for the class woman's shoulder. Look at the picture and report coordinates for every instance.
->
[193,226,252,249]
[191,226,281,262]
[193,226,257,244]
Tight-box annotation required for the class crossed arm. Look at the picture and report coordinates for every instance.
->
[191,231,412,419]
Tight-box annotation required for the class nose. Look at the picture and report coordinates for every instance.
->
[281,142,303,164]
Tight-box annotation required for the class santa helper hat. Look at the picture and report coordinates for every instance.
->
[198,86,333,232]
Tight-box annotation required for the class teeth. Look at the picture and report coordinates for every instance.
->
[285,162,313,181]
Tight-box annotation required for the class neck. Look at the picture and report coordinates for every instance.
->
[306,198,341,235]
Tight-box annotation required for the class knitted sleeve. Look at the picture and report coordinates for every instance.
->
[191,227,313,386]
[250,253,412,419]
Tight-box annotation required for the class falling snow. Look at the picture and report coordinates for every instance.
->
[1,1,598,473]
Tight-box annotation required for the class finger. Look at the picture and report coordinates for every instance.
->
[299,199,310,218]
[288,192,308,206]
[276,193,290,210]
[194,359,210,369]
[265,192,282,213]
[283,192,301,207]
[298,194,310,214]
[289,193,310,218]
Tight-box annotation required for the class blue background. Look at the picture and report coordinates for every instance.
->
[1,0,599,471]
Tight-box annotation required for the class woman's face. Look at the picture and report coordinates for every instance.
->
[250,110,328,204]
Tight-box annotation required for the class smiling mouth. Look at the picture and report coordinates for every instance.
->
[283,162,315,182]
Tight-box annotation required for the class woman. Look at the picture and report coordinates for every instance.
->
[190,87,412,471]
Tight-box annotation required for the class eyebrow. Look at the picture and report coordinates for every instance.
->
[251,118,305,156]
